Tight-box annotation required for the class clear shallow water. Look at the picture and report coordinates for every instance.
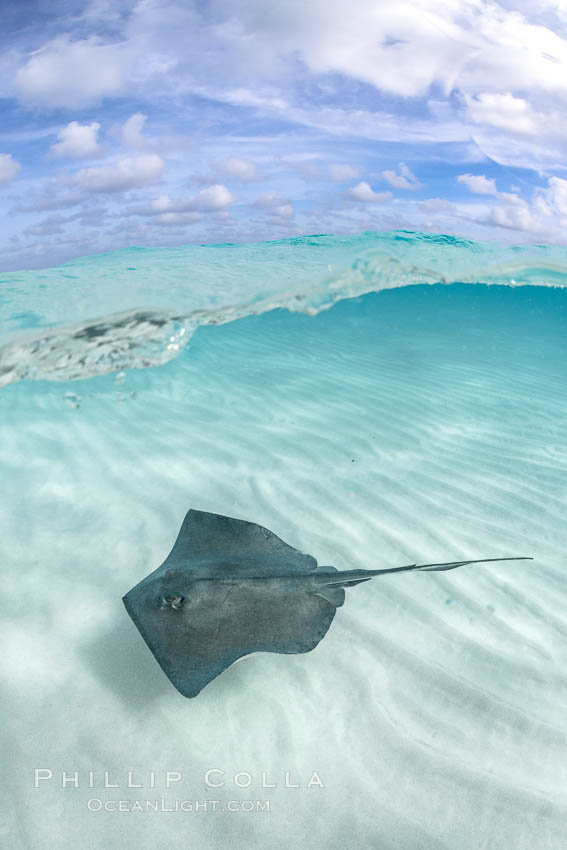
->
[2,229,567,387]
[1,234,567,850]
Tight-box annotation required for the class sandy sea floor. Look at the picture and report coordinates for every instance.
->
[1,283,566,849]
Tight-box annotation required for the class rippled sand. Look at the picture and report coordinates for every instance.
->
[1,284,566,849]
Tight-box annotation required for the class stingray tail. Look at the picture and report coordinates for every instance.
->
[318,557,533,586]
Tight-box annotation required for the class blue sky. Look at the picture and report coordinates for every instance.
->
[2,0,567,270]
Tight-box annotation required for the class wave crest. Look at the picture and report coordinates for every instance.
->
[1,230,567,386]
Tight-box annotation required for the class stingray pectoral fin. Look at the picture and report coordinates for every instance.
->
[123,587,248,698]
[124,574,343,698]
[163,509,318,576]
[314,586,346,606]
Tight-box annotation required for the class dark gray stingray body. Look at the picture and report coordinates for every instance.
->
[123,509,531,698]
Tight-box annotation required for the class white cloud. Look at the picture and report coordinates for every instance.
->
[220,158,260,180]
[188,184,236,210]
[471,176,567,236]
[49,122,103,158]
[419,198,454,213]
[382,163,421,190]
[24,214,67,236]
[329,164,360,181]
[7,2,567,169]
[0,154,21,185]
[546,176,567,216]
[457,12,567,98]
[347,181,392,203]
[10,0,567,264]
[120,114,147,149]
[150,195,173,212]
[214,87,289,110]
[15,184,87,212]
[254,191,288,208]
[227,3,468,98]
[141,185,236,215]
[252,192,294,216]
[14,36,129,108]
[487,196,538,232]
[75,154,164,193]
[154,211,205,227]
[464,93,537,135]
[457,173,498,195]
[270,203,294,218]
[224,2,567,103]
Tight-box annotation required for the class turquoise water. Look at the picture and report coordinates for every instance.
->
[2,229,567,386]
[2,233,567,849]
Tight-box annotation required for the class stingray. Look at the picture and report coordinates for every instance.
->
[123,509,531,698]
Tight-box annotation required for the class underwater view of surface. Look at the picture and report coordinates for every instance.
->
[1,230,567,849]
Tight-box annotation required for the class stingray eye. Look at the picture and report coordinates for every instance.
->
[161,594,185,610]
